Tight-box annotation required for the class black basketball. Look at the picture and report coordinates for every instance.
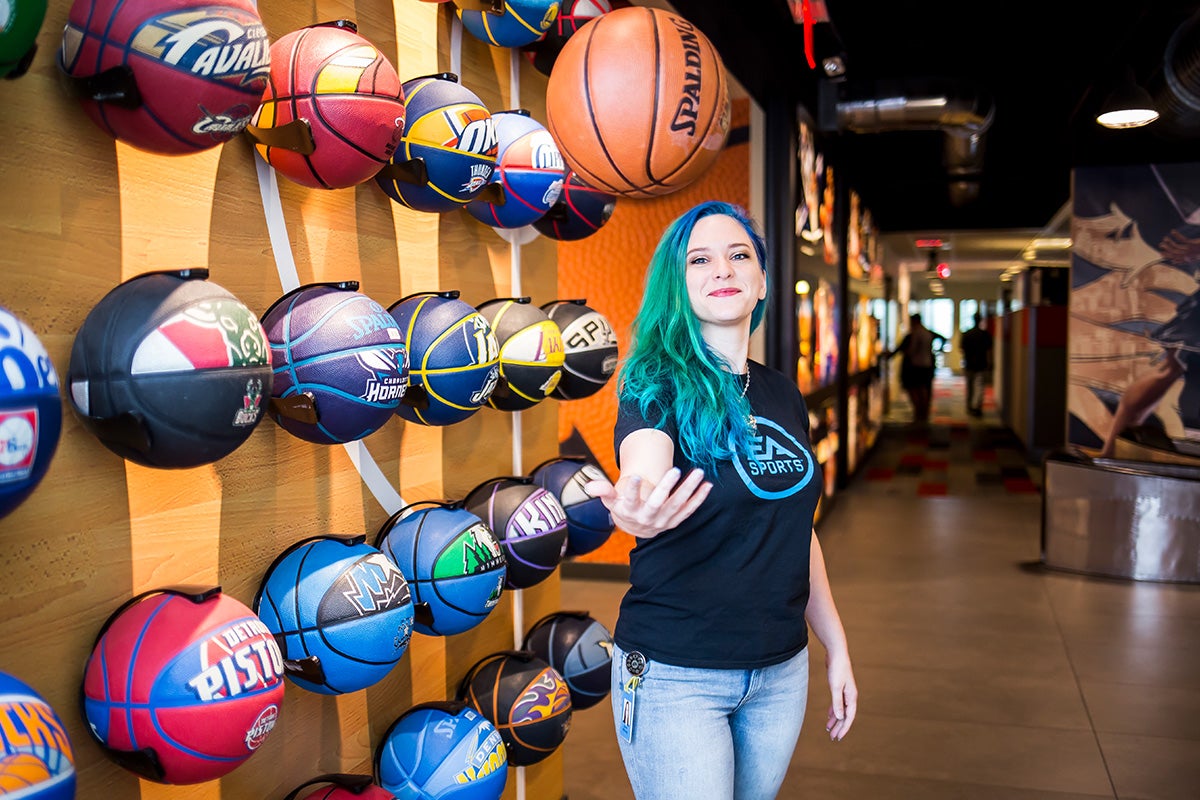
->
[523,611,613,710]
[540,300,617,400]
[462,476,567,589]
[531,171,617,241]
[458,651,572,767]
[67,269,272,468]
[530,456,614,556]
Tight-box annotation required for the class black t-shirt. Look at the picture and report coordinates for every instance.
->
[612,361,823,669]
[961,326,993,371]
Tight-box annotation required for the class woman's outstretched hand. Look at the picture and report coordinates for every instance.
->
[583,466,711,539]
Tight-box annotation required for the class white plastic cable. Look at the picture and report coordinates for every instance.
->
[253,155,406,516]
[450,14,463,78]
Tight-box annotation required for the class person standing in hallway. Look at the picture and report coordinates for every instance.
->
[960,312,994,417]
[583,201,857,800]
[890,313,945,423]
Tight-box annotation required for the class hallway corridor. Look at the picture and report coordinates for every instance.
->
[559,373,1200,800]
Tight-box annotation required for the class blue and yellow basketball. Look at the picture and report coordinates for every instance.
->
[458,0,560,49]
[375,702,507,799]
[376,74,498,214]
[388,291,499,426]
[0,671,74,799]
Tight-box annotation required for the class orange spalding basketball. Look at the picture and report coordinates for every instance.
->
[544,6,729,198]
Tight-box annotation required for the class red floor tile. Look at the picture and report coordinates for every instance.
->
[917,482,948,496]
[899,454,924,467]
[866,468,894,480]
[972,450,997,461]
[923,459,949,470]
[1004,478,1040,493]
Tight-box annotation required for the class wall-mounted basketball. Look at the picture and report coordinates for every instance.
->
[523,611,613,710]
[261,282,408,445]
[375,73,499,214]
[375,501,506,637]
[0,0,48,78]
[521,0,617,76]
[545,5,730,197]
[247,20,404,189]
[387,292,499,426]
[530,456,614,556]
[532,170,616,241]
[463,476,567,589]
[0,306,61,521]
[81,588,285,785]
[67,269,272,469]
[458,651,571,767]
[465,110,565,230]
[282,774,396,800]
[458,0,560,49]
[475,297,563,411]
[375,701,507,799]
[0,669,75,798]
[254,535,415,695]
[539,299,617,399]
[57,0,270,154]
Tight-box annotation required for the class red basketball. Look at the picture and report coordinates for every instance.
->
[249,21,405,189]
[82,588,286,785]
[544,6,730,197]
[57,0,271,154]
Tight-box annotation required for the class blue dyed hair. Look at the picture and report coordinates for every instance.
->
[617,201,770,475]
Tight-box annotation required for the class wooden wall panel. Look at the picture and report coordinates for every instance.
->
[0,1,562,798]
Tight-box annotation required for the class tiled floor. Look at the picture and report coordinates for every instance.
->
[558,373,1200,800]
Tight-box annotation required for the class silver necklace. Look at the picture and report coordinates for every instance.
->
[741,364,756,434]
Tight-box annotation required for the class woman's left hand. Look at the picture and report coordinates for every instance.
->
[824,651,858,741]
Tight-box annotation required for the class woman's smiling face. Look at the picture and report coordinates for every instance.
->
[684,213,766,331]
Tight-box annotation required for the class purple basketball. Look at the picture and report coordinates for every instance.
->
[462,477,567,589]
[261,282,408,445]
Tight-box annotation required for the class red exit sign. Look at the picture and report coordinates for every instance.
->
[915,238,944,249]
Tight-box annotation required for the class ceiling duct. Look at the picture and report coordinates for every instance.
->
[1153,9,1200,131]
[832,79,996,206]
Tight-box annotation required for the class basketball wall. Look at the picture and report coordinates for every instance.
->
[0,2,566,798]
[556,98,752,566]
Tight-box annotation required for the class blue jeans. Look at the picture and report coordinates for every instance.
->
[609,643,809,800]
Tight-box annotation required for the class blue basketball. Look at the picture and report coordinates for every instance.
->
[463,477,567,589]
[466,111,565,229]
[375,74,498,214]
[262,282,408,444]
[0,306,61,521]
[0,670,75,799]
[532,170,617,241]
[254,536,415,695]
[375,702,507,800]
[375,502,506,636]
[458,0,560,48]
[523,611,613,710]
[388,292,500,427]
[531,457,614,556]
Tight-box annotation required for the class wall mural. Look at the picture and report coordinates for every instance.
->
[1069,163,1200,464]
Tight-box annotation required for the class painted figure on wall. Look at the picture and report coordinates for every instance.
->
[1070,163,1200,462]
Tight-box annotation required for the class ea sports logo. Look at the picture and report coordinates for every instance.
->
[734,418,816,500]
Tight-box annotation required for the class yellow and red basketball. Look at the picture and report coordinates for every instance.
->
[544,6,729,198]
[250,20,405,189]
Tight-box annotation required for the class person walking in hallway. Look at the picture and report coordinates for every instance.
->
[961,312,994,417]
[583,201,857,800]
[890,313,944,423]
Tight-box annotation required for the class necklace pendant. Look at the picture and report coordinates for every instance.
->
[747,414,757,435]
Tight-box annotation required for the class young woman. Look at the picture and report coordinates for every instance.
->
[584,201,857,800]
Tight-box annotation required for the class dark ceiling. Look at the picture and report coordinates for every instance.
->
[669,1,1200,235]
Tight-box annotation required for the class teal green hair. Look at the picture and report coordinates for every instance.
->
[617,201,770,475]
